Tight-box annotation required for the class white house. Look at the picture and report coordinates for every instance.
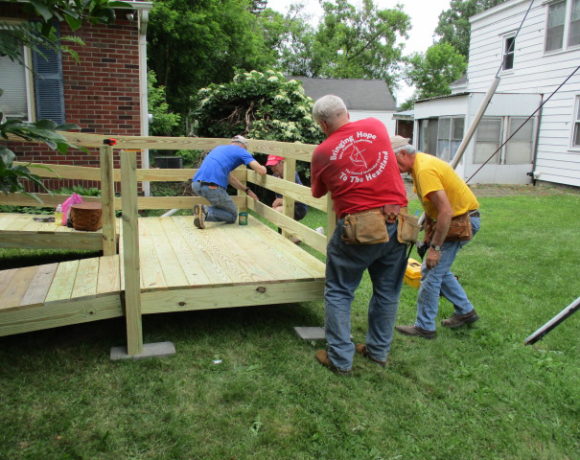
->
[412,0,580,186]
[290,76,398,135]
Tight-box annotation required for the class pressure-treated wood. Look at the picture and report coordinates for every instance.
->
[100,146,116,255]
[120,150,143,355]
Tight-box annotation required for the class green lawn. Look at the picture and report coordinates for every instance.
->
[1,191,579,459]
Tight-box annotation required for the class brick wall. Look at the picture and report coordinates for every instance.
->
[4,7,143,192]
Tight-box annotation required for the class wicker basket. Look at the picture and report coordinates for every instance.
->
[71,202,103,231]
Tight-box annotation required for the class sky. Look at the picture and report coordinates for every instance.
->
[266,0,452,105]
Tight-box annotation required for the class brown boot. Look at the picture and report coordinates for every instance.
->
[315,350,351,376]
[193,204,205,229]
[355,344,386,367]
[442,310,479,328]
[395,325,436,339]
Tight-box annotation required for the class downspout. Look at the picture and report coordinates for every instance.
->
[138,9,150,196]
[528,93,544,186]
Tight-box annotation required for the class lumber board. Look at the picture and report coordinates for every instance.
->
[140,218,189,288]
[207,223,288,281]
[141,279,325,314]
[71,258,100,299]
[45,260,80,302]
[246,170,326,211]
[157,218,213,286]
[97,256,121,295]
[19,263,58,308]
[0,231,103,250]
[120,150,143,355]
[0,295,123,338]
[244,216,326,277]
[170,218,233,284]
[0,268,19,297]
[248,201,327,254]
[100,146,116,256]
[137,218,167,290]
[0,266,38,310]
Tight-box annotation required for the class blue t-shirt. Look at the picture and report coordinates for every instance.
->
[193,144,256,188]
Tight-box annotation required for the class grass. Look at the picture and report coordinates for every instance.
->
[1,191,579,459]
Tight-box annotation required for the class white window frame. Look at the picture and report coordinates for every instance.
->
[571,95,580,150]
[502,33,516,72]
[544,0,580,53]
[474,116,536,165]
[0,20,36,122]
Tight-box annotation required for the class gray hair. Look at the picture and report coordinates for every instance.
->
[312,95,348,123]
[393,143,416,155]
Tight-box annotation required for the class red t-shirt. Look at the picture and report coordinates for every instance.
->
[311,118,408,217]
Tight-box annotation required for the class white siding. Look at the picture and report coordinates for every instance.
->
[468,0,580,187]
[349,110,396,136]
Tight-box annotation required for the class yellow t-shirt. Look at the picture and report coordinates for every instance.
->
[411,152,479,220]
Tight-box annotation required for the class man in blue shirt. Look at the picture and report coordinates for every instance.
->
[192,135,267,228]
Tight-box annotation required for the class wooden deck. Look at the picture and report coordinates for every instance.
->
[0,215,326,337]
[0,212,120,251]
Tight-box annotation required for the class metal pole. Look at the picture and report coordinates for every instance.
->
[524,297,579,345]
[450,76,501,169]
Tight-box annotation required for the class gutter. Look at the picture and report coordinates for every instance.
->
[529,93,544,186]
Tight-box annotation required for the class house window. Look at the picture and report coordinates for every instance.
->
[475,116,535,164]
[436,117,464,161]
[571,0,580,46]
[474,118,502,164]
[573,96,580,148]
[545,0,580,51]
[418,117,464,160]
[503,36,515,70]
[505,117,534,164]
[0,31,33,120]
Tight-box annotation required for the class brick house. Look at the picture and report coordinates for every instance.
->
[0,1,153,191]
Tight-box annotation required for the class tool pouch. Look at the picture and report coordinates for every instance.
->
[342,209,389,245]
[445,212,473,241]
[397,211,420,244]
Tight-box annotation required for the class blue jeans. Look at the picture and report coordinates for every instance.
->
[325,220,407,371]
[415,216,481,331]
[192,181,237,223]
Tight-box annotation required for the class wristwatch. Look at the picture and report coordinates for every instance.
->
[430,244,442,251]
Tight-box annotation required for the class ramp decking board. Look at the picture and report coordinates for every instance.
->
[0,215,326,337]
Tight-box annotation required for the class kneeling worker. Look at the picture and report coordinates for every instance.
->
[192,135,267,229]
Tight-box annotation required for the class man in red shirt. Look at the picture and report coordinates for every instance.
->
[311,95,409,375]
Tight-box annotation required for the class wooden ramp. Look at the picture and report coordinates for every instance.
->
[0,212,120,251]
[0,215,326,338]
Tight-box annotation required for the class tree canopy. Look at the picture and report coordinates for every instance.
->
[405,43,467,101]
[147,0,276,119]
[436,0,508,58]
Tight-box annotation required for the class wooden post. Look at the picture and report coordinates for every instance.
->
[100,146,116,255]
[326,194,336,245]
[120,150,143,355]
[282,158,297,239]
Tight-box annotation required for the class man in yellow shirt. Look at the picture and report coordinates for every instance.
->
[392,137,481,339]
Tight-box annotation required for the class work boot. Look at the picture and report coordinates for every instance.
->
[315,350,351,376]
[395,325,437,339]
[441,309,479,328]
[193,204,205,229]
[355,344,386,367]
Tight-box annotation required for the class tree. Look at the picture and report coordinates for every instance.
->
[406,43,467,100]
[191,70,323,145]
[0,0,124,195]
[258,4,316,77]
[299,0,410,90]
[148,71,181,136]
[147,0,276,120]
[436,0,507,58]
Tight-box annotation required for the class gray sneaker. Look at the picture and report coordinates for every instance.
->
[193,204,205,229]
[441,310,479,328]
